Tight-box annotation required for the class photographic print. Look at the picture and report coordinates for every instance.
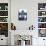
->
[18,9,27,21]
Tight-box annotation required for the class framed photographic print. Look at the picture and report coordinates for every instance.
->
[38,29,46,37]
[18,9,27,21]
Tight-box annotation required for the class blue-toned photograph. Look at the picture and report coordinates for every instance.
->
[18,9,27,21]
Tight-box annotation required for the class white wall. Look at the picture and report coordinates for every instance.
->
[11,0,46,46]
[11,0,46,30]
[11,0,38,30]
